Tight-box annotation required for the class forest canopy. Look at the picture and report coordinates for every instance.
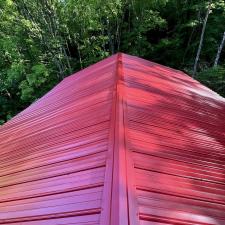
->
[0,0,225,124]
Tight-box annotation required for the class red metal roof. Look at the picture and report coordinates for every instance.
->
[1,53,225,225]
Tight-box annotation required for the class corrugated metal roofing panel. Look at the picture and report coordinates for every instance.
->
[0,54,118,225]
[122,53,225,225]
[1,53,225,225]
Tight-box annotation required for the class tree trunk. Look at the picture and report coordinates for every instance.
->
[182,10,201,65]
[73,34,83,69]
[107,19,114,55]
[214,31,225,67]
[193,1,212,77]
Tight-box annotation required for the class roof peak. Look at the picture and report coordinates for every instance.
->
[1,53,225,225]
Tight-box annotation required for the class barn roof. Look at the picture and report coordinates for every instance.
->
[1,53,225,225]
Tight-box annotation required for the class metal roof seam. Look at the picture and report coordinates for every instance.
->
[114,52,130,225]
[121,56,140,225]
[0,209,101,224]
[101,52,130,225]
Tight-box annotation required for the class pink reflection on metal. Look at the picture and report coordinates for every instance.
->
[0,53,225,225]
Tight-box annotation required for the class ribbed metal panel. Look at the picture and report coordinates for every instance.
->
[0,55,117,225]
[1,53,225,225]
[122,54,225,225]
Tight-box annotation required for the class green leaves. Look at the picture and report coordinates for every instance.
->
[19,64,50,102]
[27,64,49,87]
[197,66,225,96]
[6,62,25,85]
[19,80,35,102]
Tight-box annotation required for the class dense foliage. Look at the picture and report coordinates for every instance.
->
[0,0,225,124]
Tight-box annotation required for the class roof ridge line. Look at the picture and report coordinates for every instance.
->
[110,52,130,225]
[117,53,140,225]
[99,53,130,225]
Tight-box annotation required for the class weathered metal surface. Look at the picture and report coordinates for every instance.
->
[1,53,225,225]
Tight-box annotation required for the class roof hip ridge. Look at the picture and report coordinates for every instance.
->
[100,51,135,225]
